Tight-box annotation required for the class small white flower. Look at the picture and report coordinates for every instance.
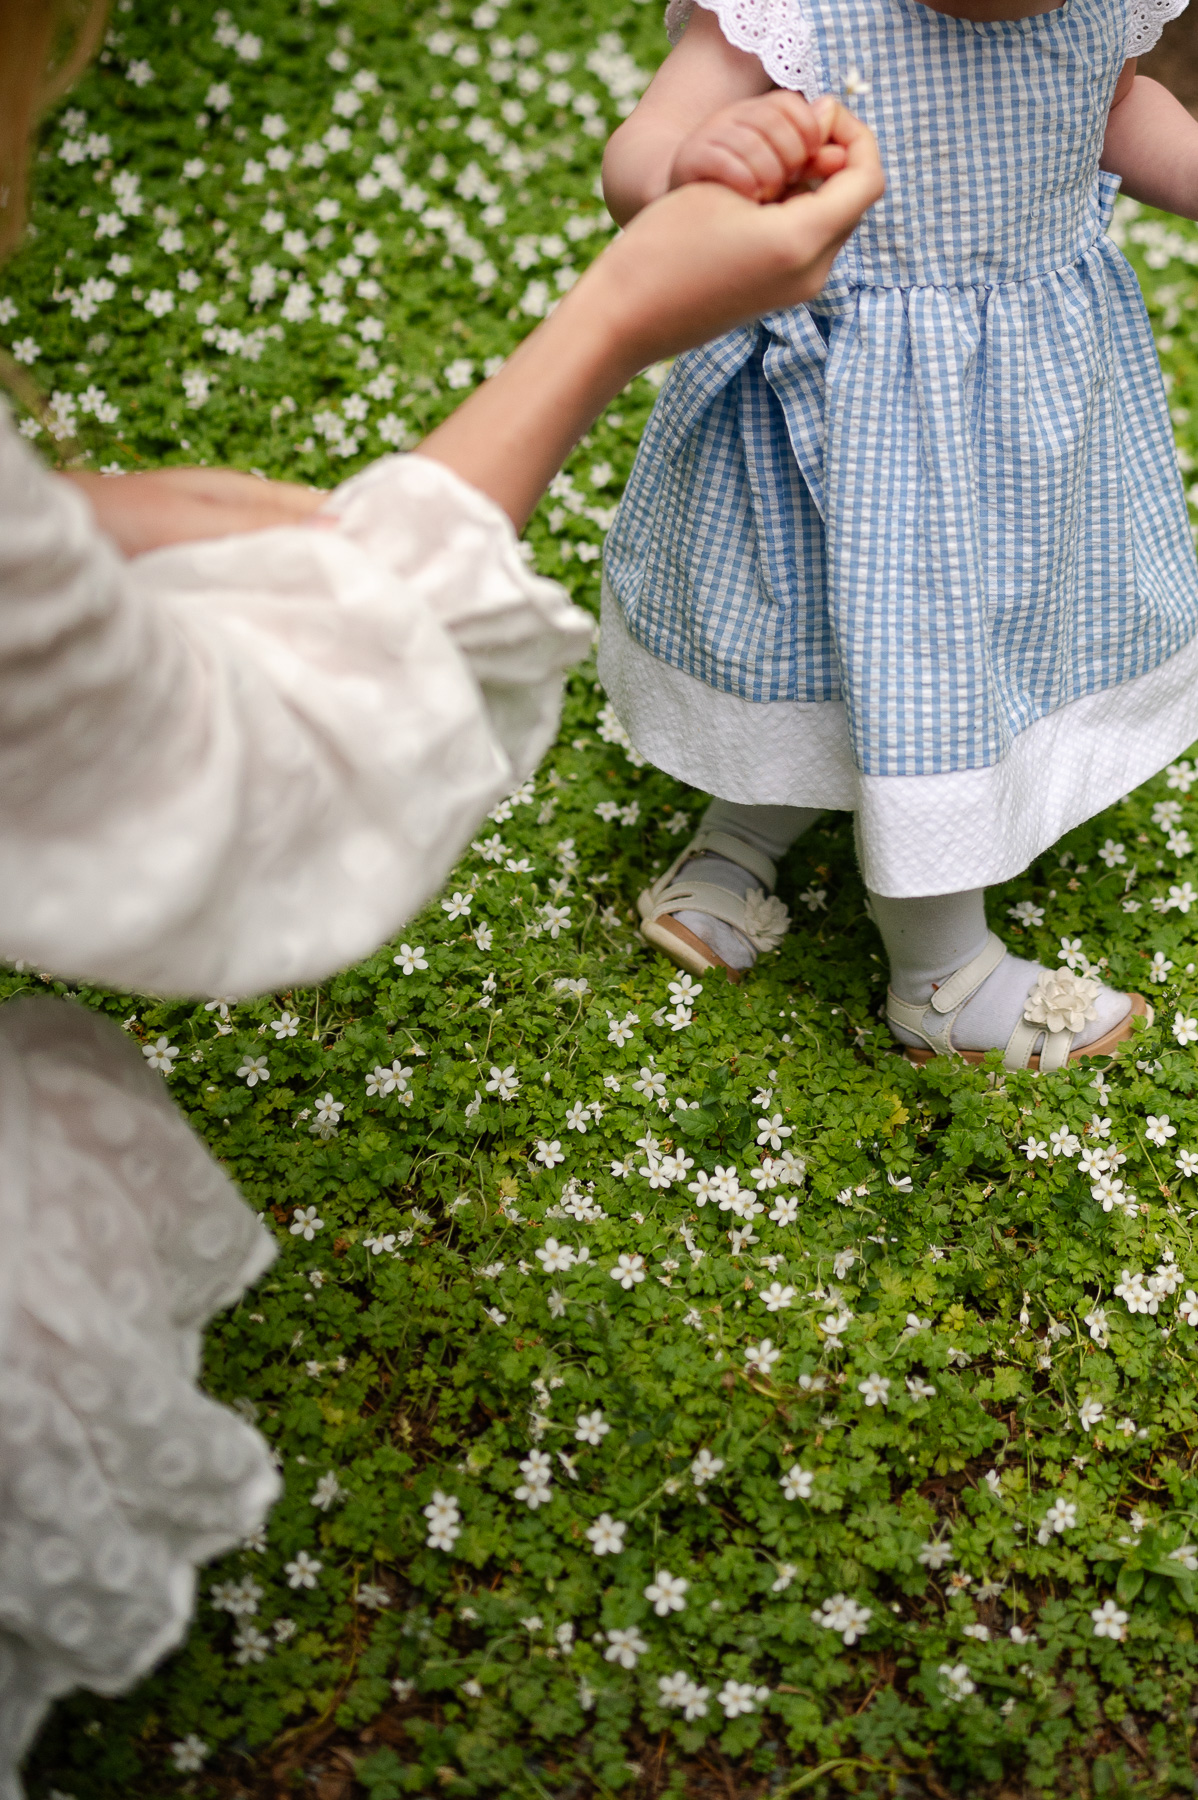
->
[1169,1544,1198,1571]
[442,890,473,920]
[485,1063,520,1100]
[141,1035,179,1074]
[289,1206,324,1241]
[1178,1289,1198,1326]
[1146,1114,1177,1146]
[1020,1137,1048,1162]
[644,1569,689,1615]
[780,1463,814,1500]
[607,1010,639,1046]
[759,1281,796,1312]
[717,1679,763,1718]
[237,1054,270,1086]
[939,1662,976,1701]
[1050,1128,1081,1157]
[1149,951,1175,984]
[575,1410,611,1445]
[1008,900,1045,926]
[1176,1150,1198,1177]
[745,1337,781,1374]
[424,1489,462,1550]
[918,1540,954,1570]
[394,943,428,973]
[811,1593,872,1644]
[771,1563,797,1592]
[610,1252,646,1289]
[1090,1598,1129,1640]
[271,1011,300,1038]
[311,1472,344,1511]
[536,1237,577,1273]
[1078,1397,1105,1430]
[585,1512,626,1555]
[604,1626,647,1668]
[285,1551,323,1589]
[632,1065,668,1100]
[756,1112,793,1150]
[534,1138,565,1168]
[1042,1497,1078,1535]
[691,1447,724,1485]
[170,1735,209,1773]
[906,1376,936,1400]
[1174,1011,1198,1045]
[657,1670,694,1708]
[858,1372,890,1407]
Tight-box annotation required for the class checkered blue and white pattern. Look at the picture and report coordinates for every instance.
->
[604,0,1198,781]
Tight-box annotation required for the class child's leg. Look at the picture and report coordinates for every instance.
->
[670,799,822,969]
[637,799,821,975]
[870,886,1133,1055]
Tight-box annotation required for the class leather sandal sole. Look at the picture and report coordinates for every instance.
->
[900,992,1153,1068]
[639,913,743,984]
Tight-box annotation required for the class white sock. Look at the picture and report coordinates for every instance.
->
[869,887,1131,1053]
[671,801,823,971]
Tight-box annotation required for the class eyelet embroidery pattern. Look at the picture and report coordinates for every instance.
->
[664,0,827,99]
[1125,0,1189,56]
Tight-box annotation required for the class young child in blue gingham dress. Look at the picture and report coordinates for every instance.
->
[598,0,1198,1070]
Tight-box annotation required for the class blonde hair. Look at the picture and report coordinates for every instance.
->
[0,0,110,260]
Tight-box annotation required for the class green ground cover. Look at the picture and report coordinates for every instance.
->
[9,1,1198,1795]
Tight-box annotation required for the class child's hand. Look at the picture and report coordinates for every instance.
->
[669,90,849,203]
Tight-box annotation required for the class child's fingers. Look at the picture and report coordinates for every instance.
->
[674,122,793,201]
[773,118,885,250]
[674,138,778,200]
[809,143,849,180]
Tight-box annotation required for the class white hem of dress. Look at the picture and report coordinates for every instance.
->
[598,579,1198,896]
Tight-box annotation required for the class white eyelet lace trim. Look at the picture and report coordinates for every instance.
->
[1126,0,1189,57]
[664,0,826,99]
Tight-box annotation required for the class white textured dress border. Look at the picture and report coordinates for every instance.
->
[598,578,1198,896]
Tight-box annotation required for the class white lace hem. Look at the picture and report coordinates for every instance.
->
[664,0,826,97]
[0,999,280,1796]
[1126,0,1188,57]
[598,579,1198,895]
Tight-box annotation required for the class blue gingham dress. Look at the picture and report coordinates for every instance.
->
[600,0,1198,896]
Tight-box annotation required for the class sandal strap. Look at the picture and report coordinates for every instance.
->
[677,828,778,892]
[1003,1017,1073,1073]
[886,932,1009,1059]
[927,932,1007,1013]
[638,876,791,952]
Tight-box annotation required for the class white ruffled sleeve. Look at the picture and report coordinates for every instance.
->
[1126,0,1188,55]
[0,416,591,998]
[662,0,826,97]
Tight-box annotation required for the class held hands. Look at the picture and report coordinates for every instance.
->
[670,89,851,202]
[586,97,882,371]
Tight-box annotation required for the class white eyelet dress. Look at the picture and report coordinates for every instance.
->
[0,413,591,1799]
[600,0,1196,896]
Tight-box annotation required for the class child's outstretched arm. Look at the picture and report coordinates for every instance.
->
[1101,58,1198,216]
[602,6,847,224]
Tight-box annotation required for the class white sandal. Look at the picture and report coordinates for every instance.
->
[637,829,791,981]
[887,931,1152,1071]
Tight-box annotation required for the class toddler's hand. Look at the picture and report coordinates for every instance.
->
[670,90,849,203]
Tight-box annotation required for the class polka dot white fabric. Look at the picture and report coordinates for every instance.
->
[0,998,280,1799]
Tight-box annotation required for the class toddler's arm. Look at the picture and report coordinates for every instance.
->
[602,6,846,224]
[1102,57,1198,217]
